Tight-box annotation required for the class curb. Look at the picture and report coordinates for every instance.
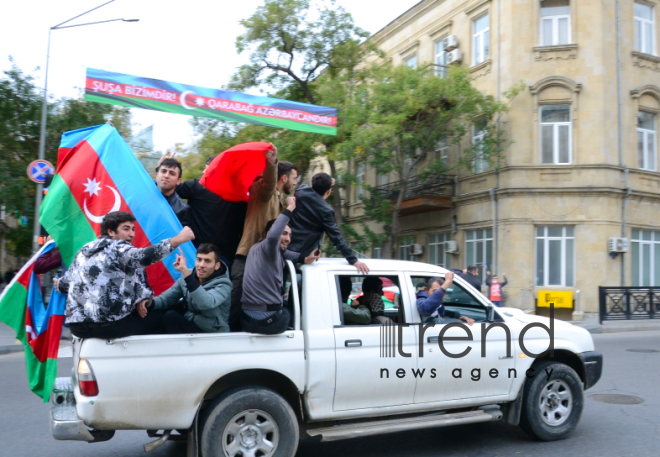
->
[0,344,24,355]
[571,321,660,334]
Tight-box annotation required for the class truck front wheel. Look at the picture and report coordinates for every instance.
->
[519,361,584,441]
[200,386,299,457]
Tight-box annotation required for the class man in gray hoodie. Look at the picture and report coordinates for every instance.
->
[143,243,232,333]
[240,196,320,334]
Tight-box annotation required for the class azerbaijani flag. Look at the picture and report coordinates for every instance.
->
[0,241,66,402]
[40,123,195,295]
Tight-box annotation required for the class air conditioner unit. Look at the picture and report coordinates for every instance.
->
[608,237,628,253]
[410,243,424,256]
[445,240,459,254]
[446,49,463,64]
[443,35,459,52]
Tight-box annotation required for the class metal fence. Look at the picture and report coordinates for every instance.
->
[599,287,660,323]
[373,174,455,201]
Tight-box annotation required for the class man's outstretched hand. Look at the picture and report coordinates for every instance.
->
[304,248,321,264]
[265,145,278,165]
[171,226,195,248]
[353,261,369,274]
[136,299,149,318]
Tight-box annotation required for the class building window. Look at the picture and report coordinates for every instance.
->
[466,228,492,279]
[472,13,490,65]
[377,172,389,187]
[638,111,657,171]
[631,229,660,286]
[373,247,382,259]
[472,122,488,173]
[535,226,575,287]
[635,2,656,55]
[429,233,451,268]
[399,236,416,261]
[540,105,572,164]
[356,163,365,199]
[435,137,449,162]
[435,39,447,78]
[540,0,571,46]
[404,54,418,68]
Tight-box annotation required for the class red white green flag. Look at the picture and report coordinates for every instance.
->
[0,241,66,402]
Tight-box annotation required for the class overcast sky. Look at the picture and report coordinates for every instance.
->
[1,0,421,152]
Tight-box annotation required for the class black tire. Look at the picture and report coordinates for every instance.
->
[519,361,584,441]
[200,386,299,457]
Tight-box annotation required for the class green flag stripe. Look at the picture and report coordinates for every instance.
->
[84,93,337,136]
[0,282,28,344]
[39,174,97,266]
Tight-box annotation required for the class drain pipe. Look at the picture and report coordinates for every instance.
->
[615,0,627,287]
[490,187,498,273]
[622,169,632,287]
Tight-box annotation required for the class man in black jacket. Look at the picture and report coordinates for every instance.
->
[288,173,369,274]
[458,265,483,292]
[176,156,247,267]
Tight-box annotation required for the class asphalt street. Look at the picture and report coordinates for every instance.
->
[0,331,658,457]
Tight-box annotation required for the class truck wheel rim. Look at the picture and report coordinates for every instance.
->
[539,379,573,427]
[222,409,279,457]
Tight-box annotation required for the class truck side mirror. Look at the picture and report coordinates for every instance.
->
[487,305,495,322]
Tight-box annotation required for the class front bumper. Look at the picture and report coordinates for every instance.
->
[579,351,603,390]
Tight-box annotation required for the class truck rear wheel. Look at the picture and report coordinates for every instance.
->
[200,386,299,457]
[519,361,584,441]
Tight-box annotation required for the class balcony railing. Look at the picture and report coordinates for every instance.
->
[599,287,660,323]
[373,174,455,201]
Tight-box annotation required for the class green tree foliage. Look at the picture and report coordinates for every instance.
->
[350,63,521,258]
[0,61,132,257]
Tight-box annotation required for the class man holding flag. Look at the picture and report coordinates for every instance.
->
[57,211,194,339]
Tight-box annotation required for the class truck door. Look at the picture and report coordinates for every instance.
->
[330,272,418,411]
[407,273,516,405]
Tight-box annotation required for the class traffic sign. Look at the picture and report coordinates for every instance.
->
[27,160,54,183]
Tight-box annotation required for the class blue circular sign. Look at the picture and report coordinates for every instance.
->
[27,160,54,183]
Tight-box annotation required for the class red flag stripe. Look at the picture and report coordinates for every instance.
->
[58,140,172,294]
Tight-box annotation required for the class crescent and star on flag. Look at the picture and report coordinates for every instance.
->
[82,177,122,223]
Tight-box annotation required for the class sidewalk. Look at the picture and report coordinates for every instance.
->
[567,313,660,334]
[0,322,72,355]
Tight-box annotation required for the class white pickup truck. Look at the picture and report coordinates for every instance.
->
[50,258,602,457]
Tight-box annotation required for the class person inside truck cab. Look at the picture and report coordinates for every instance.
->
[351,276,394,325]
[139,243,232,333]
[56,211,195,340]
[416,274,475,326]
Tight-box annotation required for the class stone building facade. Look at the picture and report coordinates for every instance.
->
[344,0,660,313]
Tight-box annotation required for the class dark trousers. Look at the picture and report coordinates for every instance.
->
[69,311,164,339]
[240,308,290,335]
[163,310,202,334]
[229,256,247,332]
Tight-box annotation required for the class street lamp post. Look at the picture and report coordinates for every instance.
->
[32,0,138,252]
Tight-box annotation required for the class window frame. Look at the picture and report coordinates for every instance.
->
[356,162,366,199]
[631,229,660,287]
[465,228,493,280]
[637,111,658,171]
[540,104,573,165]
[428,233,452,269]
[540,14,571,46]
[472,13,490,66]
[404,54,418,69]
[472,123,488,173]
[535,226,575,287]
[399,235,416,261]
[434,38,448,78]
[634,2,656,55]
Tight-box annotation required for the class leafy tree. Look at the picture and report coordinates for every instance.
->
[229,0,378,231]
[350,64,522,258]
[0,61,132,257]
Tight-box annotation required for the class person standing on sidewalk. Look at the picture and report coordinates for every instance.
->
[229,146,298,331]
[485,271,508,307]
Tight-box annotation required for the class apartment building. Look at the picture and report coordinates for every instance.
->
[345,0,660,313]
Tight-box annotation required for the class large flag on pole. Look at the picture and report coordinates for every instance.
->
[40,123,196,295]
[0,241,66,402]
[84,68,338,136]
